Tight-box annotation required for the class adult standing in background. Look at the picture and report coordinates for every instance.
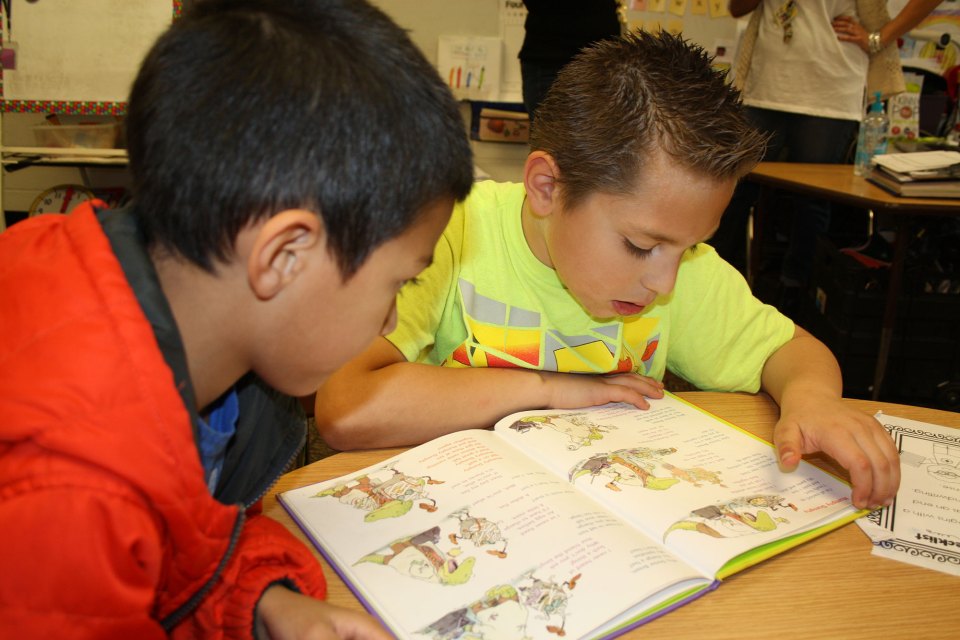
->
[710,0,943,317]
[519,0,623,122]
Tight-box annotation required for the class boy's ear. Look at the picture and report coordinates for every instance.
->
[247,209,325,301]
[523,150,561,218]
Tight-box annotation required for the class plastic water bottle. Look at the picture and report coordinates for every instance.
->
[854,92,889,176]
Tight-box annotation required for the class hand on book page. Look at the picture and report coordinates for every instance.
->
[494,396,861,578]
[539,369,665,412]
[773,395,901,510]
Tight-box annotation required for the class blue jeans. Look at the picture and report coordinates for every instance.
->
[712,107,858,285]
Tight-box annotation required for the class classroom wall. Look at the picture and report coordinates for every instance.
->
[1,0,169,214]
[2,115,129,215]
[373,0,741,63]
[6,1,956,212]
[372,0,744,100]
[373,0,504,65]
[368,1,744,182]
[3,1,743,211]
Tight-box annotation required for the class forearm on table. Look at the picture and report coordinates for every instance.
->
[760,326,843,414]
[315,363,549,449]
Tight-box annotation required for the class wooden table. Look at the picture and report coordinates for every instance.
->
[747,162,960,401]
[264,391,960,640]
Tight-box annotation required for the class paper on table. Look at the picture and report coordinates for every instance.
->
[871,150,960,176]
[856,412,960,577]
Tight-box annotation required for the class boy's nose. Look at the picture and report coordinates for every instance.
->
[641,253,681,296]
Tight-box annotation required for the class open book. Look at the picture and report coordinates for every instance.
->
[279,394,861,639]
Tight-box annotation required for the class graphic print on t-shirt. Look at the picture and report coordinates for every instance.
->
[444,278,660,375]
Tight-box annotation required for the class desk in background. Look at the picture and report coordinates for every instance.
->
[264,391,960,640]
[746,162,960,402]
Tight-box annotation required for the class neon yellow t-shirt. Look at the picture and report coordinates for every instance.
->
[387,180,794,393]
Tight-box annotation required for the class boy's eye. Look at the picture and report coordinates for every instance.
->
[623,238,653,259]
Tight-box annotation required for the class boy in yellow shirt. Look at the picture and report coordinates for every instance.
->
[315,31,899,511]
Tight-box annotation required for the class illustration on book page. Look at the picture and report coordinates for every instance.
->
[568,446,726,492]
[508,412,619,451]
[663,494,798,541]
[418,569,581,639]
[312,465,444,522]
[353,508,510,586]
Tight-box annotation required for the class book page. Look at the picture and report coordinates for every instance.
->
[493,394,859,577]
[280,429,709,639]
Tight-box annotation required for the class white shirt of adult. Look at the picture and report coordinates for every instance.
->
[743,0,869,121]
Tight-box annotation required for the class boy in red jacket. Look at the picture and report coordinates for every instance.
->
[0,0,472,637]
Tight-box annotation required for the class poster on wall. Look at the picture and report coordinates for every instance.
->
[898,2,960,75]
[437,35,502,101]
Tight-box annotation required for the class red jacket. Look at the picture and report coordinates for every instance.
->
[0,204,326,638]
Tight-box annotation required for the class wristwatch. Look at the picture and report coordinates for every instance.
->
[868,31,883,54]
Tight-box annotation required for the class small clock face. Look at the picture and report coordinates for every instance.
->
[29,184,96,217]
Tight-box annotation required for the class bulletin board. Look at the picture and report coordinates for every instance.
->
[0,0,180,115]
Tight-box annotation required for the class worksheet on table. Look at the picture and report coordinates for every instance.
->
[857,412,960,576]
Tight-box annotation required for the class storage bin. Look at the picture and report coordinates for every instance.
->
[33,122,119,149]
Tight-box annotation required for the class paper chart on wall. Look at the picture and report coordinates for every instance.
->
[437,35,502,102]
[857,412,960,577]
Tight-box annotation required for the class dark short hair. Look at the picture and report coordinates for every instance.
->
[531,30,766,208]
[126,0,473,276]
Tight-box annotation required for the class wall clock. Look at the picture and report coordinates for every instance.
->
[28,184,96,217]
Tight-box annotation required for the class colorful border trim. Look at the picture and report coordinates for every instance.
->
[2,99,127,115]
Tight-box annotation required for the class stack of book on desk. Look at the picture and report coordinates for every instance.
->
[867,150,960,198]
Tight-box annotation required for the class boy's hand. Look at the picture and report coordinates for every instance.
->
[773,396,900,510]
[540,371,665,410]
[257,585,393,640]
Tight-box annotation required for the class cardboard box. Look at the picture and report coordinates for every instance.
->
[474,106,529,144]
